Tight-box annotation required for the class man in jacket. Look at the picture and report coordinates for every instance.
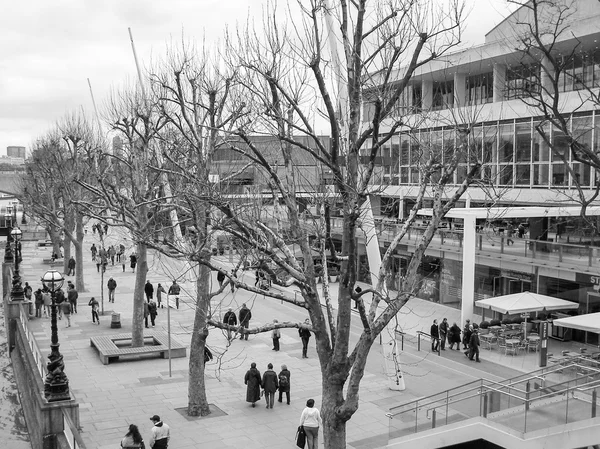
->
[144,280,154,302]
[262,363,279,409]
[107,277,117,303]
[67,284,78,314]
[430,319,440,352]
[238,303,252,340]
[439,317,449,351]
[298,318,311,358]
[168,280,180,309]
[223,307,237,340]
[67,256,76,276]
[468,328,481,362]
[149,415,170,449]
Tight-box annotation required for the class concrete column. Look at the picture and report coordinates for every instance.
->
[541,55,552,94]
[422,79,433,111]
[460,216,477,327]
[454,73,467,108]
[493,64,506,103]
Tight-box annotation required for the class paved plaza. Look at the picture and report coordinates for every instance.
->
[2,227,588,449]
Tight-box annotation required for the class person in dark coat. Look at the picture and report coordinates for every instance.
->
[144,301,150,328]
[277,364,291,405]
[468,328,481,362]
[238,303,252,340]
[462,319,471,349]
[223,307,237,340]
[439,318,449,350]
[430,319,440,352]
[448,322,462,350]
[244,362,262,407]
[262,363,279,409]
[299,318,311,358]
[67,256,76,276]
[148,300,158,327]
[130,253,137,273]
[144,280,154,301]
[217,271,226,288]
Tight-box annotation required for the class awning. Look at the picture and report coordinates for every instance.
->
[552,312,600,334]
[475,292,579,315]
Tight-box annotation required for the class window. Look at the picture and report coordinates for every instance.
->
[432,81,454,111]
[466,73,493,105]
[505,64,540,100]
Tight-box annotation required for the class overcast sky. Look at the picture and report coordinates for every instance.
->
[0,0,516,155]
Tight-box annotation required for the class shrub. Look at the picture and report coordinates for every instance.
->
[480,321,490,329]
[490,319,501,327]
[501,318,512,325]
[512,316,524,324]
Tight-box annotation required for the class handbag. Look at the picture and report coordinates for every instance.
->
[296,426,306,449]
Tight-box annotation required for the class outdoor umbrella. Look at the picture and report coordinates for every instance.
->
[475,291,579,339]
[552,312,600,334]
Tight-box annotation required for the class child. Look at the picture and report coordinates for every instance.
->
[89,297,100,325]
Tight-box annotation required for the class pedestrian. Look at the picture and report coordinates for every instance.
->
[108,245,116,265]
[506,222,515,245]
[278,364,291,405]
[244,362,262,408]
[55,287,65,320]
[299,318,311,358]
[272,319,281,351]
[448,322,462,350]
[104,223,109,235]
[148,299,158,327]
[88,297,100,325]
[518,223,526,238]
[468,328,481,362]
[90,243,97,261]
[101,252,108,273]
[254,270,260,287]
[144,301,150,328]
[217,270,225,288]
[67,256,76,276]
[42,288,51,317]
[130,253,137,273]
[156,283,166,309]
[439,317,449,351]
[462,319,472,350]
[223,307,237,340]
[67,283,78,314]
[117,243,125,262]
[203,345,213,365]
[34,288,43,318]
[299,398,322,449]
[145,280,154,301]
[24,282,32,302]
[96,258,102,273]
[168,280,180,309]
[262,363,278,409]
[107,277,117,303]
[430,319,440,352]
[353,286,362,309]
[61,299,72,328]
[149,415,170,449]
[238,303,252,340]
[120,423,144,448]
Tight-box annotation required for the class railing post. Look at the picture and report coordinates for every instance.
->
[483,392,488,418]
[525,381,530,411]
[431,409,436,429]
[589,247,593,267]
[500,237,505,254]
[592,389,597,418]
[478,234,483,250]
[418,333,421,352]
[559,245,563,263]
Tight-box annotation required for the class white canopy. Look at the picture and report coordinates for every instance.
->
[475,291,579,315]
[553,312,600,334]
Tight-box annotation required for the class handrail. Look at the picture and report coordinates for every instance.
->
[416,330,441,356]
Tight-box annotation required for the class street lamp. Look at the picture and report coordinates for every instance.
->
[10,227,24,301]
[41,269,70,402]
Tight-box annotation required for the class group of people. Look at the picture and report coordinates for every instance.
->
[222,303,252,340]
[120,415,170,449]
[430,318,481,362]
[28,281,79,328]
[90,243,131,273]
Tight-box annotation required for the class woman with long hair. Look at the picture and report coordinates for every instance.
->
[121,424,144,448]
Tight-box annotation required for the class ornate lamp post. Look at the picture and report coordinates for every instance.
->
[41,270,70,402]
[10,227,24,301]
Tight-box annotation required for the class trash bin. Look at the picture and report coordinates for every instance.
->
[111,312,121,329]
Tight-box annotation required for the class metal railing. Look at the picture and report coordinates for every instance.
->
[18,302,47,380]
[387,355,600,441]
[60,410,86,449]
[416,331,441,355]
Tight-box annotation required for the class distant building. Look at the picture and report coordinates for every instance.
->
[0,156,25,166]
[6,146,26,159]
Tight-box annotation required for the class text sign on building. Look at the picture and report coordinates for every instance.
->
[539,321,549,368]
[575,272,600,286]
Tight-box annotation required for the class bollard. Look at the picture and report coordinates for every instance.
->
[111,312,121,329]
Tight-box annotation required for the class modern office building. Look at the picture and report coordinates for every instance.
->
[6,145,26,159]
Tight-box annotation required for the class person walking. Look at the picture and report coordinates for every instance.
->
[67,284,78,314]
[34,288,44,318]
[88,297,100,325]
[156,283,166,309]
[130,253,137,273]
[144,280,154,302]
[278,364,291,405]
[464,325,474,356]
[238,303,252,340]
[272,320,281,351]
[168,280,180,309]
[448,322,462,350]
[506,223,515,245]
[299,318,311,358]
[108,245,116,265]
[430,319,440,352]
[100,251,108,273]
[468,328,481,362]
[144,301,150,329]
[262,363,278,409]
[67,256,76,276]
[148,299,158,327]
[244,362,262,408]
[223,307,237,340]
[24,282,33,302]
[107,277,117,303]
[61,299,72,328]
[42,288,51,318]
[55,287,65,320]
[120,424,144,448]
[149,415,170,449]
[90,243,97,261]
[462,319,471,350]
[439,317,449,351]
[217,270,225,288]
[299,399,322,449]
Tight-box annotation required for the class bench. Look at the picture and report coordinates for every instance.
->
[38,241,53,247]
[90,331,187,365]
[42,258,64,265]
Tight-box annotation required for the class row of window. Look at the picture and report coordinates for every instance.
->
[372,112,600,188]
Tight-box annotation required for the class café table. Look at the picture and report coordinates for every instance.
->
[479,333,497,350]
[504,338,522,356]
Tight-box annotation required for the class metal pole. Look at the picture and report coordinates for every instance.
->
[167,293,172,377]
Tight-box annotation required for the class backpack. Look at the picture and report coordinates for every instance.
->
[278,373,288,388]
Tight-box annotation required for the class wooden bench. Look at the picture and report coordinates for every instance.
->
[90,331,187,365]
[42,258,64,265]
[38,241,53,247]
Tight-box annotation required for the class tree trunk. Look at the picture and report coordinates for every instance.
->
[131,241,147,347]
[62,234,71,274]
[321,382,348,449]
[187,262,211,416]
[74,214,86,292]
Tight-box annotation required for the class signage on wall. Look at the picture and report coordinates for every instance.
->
[575,272,600,291]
